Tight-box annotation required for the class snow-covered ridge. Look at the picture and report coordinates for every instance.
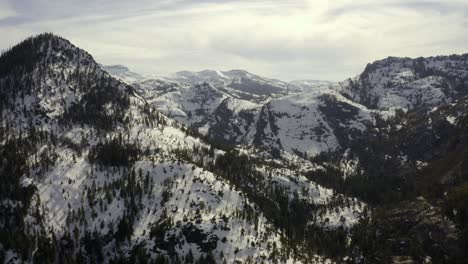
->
[338,54,468,110]
[106,66,382,158]
[108,65,386,158]
[252,87,377,157]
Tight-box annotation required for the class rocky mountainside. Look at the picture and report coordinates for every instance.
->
[251,88,377,157]
[337,55,468,110]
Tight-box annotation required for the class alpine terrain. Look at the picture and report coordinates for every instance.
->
[1,33,468,264]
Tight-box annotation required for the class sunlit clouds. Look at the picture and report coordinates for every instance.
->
[1,0,467,81]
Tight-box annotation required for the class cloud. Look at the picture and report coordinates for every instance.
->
[0,0,16,20]
[0,0,467,81]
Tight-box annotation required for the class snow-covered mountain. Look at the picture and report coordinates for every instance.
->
[0,33,363,264]
[166,69,301,100]
[337,55,468,110]
[102,64,146,84]
[117,55,468,158]
[2,33,468,264]
[110,68,379,158]
[132,80,228,126]
[252,88,377,157]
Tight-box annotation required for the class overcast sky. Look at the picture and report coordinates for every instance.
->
[1,0,468,81]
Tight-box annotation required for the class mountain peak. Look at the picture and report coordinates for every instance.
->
[2,32,75,56]
[0,32,95,77]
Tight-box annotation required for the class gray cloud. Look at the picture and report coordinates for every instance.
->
[0,0,467,81]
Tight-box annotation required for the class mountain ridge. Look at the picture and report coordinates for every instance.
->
[338,53,468,110]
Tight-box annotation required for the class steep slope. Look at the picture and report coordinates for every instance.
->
[337,55,468,110]
[0,34,362,264]
[202,97,259,145]
[0,33,135,133]
[252,87,377,157]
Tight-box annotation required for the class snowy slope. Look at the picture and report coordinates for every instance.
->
[253,87,377,157]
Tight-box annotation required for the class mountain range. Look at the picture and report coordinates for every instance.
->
[1,33,467,264]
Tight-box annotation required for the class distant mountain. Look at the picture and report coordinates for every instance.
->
[112,69,378,157]
[166,69,301,98]
[338,55,468,110]
[252,88,377,157]
[133,79,228,126]
[102,64,146,84]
